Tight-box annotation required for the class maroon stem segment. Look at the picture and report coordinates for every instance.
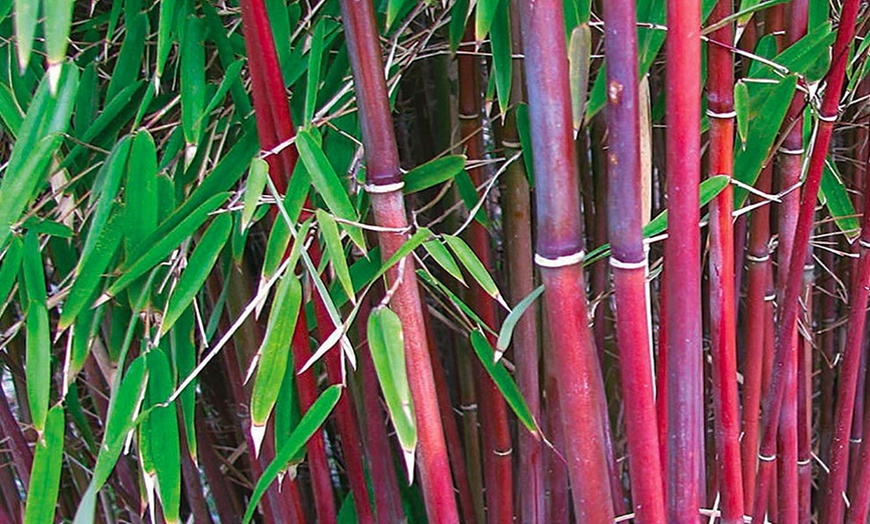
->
[518,0,615,520]
[338,0,460,521]
[664,0,703,520]
[601,0,666,521]
[706,1,744,521]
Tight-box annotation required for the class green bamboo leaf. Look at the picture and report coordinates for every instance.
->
[372,228,433,282]
[181,16,206,147]
[82,355,148,508]
[170,307,197,460]
[244,385,342,524]
[68,303,103,385]
[402,155,466,194]
[386,0,412,28]
[43,0,75,77]
[242,158,269,232]
[106,9,147,102]
[449,0,469,53]
[469,330,539,436]
[733,81,750,148]
[496,285,544,353]
[161,213,232,334]
[444,234,506,308]
[454,169,488,226]
[250,274,303,450]
[475,0,498,42]
[304,21,325,124]
[733,75,797,206]
[316,209,354,304]
[422,239,465,284]
[296,128,366,252]
[155,0,179,86]
[515,103,535,185]
[104,193,231,301]
[24,404,64,524]
[367,307,417,479]
[61,81,143,171]
[58,213,122,330]
[490,0,511,112]
[569,24,591,135]
[21,217,73,239]
[13,0,38,70]
[23,231,49,432]
[0,63,78,250]
[261,210,291,282]
[125,131,159,254]
[141,349,181,524]
[0,237,23,307]
[80,137,132,264]
[0,84,24,135]
[201,60,245,121]
[821,160,860,240]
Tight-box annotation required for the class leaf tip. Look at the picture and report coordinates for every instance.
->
[47,62,62,95]
[402,447,416,485]
[250,423,266,458]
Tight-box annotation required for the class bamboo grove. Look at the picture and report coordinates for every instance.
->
[4,0,870,522]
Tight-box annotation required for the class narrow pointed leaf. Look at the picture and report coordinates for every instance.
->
[142,349,181,524]
[496,284,544,352]
[402,154,466,194]
[13,0,38,70]
[490,0,512,112]
[243,385,342,524]
[475,0,498,42]
[316,209,355,303]
[568,24,591,134]
[469,330,538,436]
[161,213,231,333]
[367,307,416,474]
[24,405,64,524]
[304,21,325,124]
[242,158,269,231]
[296,128,366,251]
[422,239,465,284]
[0,64,78,250]
[105,193,230,300]
[250,274,302,429]
[43,0,75,68]
[23,231,49,432]
[444,234,504,306]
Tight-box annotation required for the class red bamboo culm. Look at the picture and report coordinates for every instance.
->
[338,0,460,521]
[601,0,666,521]
[706,0,744,521]
[664,0,703,520]
[518,0,615,520]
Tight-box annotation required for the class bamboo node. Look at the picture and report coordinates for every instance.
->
[493,447,513,457]
[764,293,777,302]
[458,112,478,120]
[534,251,585,268]
[609,257,647,270]
[859,239,870,250]
[850,437,863,444]
[746,253,770,263]
[460,403,478,411]
[363,181,405,194]
[777,146,806,155]
[797,458,812,466]
[818,112,838,123]
[706,108,737,119]
[501,139,522,149]
[758,452,776,462]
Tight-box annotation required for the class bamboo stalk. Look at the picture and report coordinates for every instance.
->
[751,1,862,520]
[518,0,615,520]
[664,0,703,519]
[601,0,666,521]
[338,0,460,520]
[740,164,773,512]
[502,5,544,521]
[458,25,514,524]
[705,1,744,520]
